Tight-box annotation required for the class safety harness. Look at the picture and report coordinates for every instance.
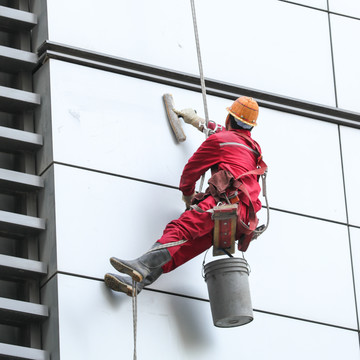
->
[192,133,269,256]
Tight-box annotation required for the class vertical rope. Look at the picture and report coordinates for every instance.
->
[190,0,209,124]
[132,280,138,360]
[190,0,210,192]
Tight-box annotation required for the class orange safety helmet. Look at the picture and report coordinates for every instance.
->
[226,96,259,127]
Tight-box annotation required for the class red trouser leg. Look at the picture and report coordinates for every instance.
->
[158,196,217,273]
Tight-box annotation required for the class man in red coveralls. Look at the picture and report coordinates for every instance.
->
[105,96,264,296]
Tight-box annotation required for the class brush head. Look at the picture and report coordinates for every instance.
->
[163,93,186,142]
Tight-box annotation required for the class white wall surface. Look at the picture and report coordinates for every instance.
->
[246,210,356,329]
[41,273,360,360]
[39,60,206,186]
[48,163,357,329]
[349,227,360,328]
[37,58,358,331]
[39,59,346,223]
[255,107,346,222]
[339,126,360,227]
[330,14,360,113]
[285,0,327,9]
[37,0,337,107]
[51,164,186,280]
[44,0,199,74]
[34,1,360,358]
[196,0,335,106]
[329,0,360,18]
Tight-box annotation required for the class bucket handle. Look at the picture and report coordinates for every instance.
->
[201,247,251,279]
[201,248,210,279]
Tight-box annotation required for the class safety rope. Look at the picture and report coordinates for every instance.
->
[258,171,270,234]
[190,0,209,124]
[130,239,188,360]
[132,280,138,360]
[146,239,188,253]
[190,0,210,193]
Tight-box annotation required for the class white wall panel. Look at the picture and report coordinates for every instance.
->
[245,210,357,329]
[50,164,355,328]
[196,0,335,106]
[349,227,360,328]
[339,126,360,227]
[52,164,186,279]
[285,0,327,9]
[44,0,199,75]
[48,274,360,360]
[331,15,360,113]
[45,59,212,188]
[37,0,336,107]
[255,108,346,222]
[50,163,256,300]
[157,210,357,329]
[34,1,360,359]
[329,0,360,18]
[44,60,345,222]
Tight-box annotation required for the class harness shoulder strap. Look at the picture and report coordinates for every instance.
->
[231,134,268,251]
[236,133,262,157]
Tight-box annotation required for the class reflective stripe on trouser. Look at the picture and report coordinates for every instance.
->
[158,196,248,273]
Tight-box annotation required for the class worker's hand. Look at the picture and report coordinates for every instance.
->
[182,193,195,210]
[173,108,205,130]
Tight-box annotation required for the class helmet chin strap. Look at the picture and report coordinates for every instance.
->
[235,120,253,130]
[227,114,253,131]
[225,115,230,130]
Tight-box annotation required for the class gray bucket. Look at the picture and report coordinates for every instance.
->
[204,257,253,328]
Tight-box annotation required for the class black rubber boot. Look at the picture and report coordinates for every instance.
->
[109,242,171,283]
[104,266,163,297]
[104,273,145,296]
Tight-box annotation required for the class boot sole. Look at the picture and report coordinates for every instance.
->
[104,274,134,297]
[110,257,143,282]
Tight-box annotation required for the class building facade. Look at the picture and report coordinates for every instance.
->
[0,0,360,359]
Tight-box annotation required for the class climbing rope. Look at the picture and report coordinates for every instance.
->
[146,239,188,253]
[190,0,209,124]
[132,280,138,360]
[130,5,225,356]
[190,0,210,192]
[130,241,187,359]
[190,0,270,241]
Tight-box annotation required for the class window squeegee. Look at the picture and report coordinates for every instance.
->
[163,93,186,143]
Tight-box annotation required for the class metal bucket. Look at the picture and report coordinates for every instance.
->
[204,257,253,328]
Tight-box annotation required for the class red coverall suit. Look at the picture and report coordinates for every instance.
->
[158,124,262,273]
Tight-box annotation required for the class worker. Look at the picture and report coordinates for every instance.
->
[104,96,265,296]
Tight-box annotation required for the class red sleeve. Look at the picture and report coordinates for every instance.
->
[179,135,220,196]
